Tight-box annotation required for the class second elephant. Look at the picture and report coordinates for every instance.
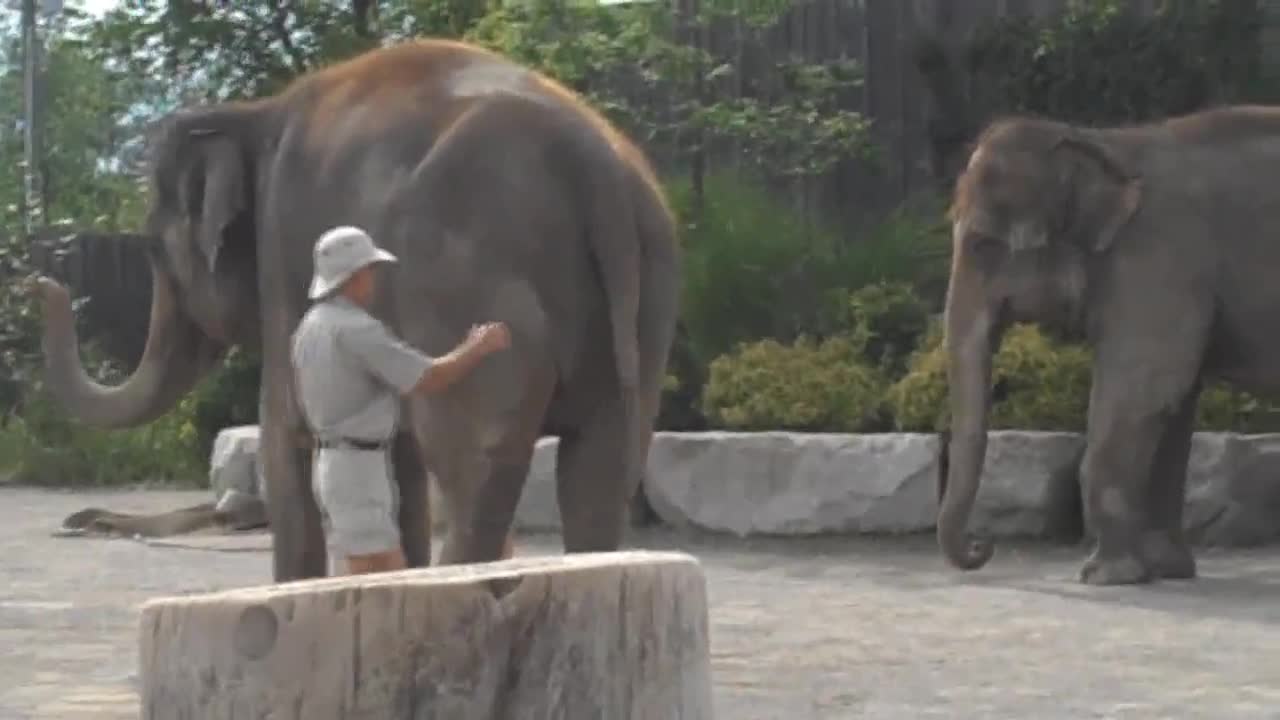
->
[939,105,1280,586]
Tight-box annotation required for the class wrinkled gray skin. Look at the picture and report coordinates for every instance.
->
[939,105,1280,586]
[33,39,681,582]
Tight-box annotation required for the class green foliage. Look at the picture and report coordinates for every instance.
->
[966,0,1265,125]
[819,281,931,377]
[0,352,205,487]
[185,348,262,461]
[702,336,887,433]
[885,323,1094,433]
[885,321,1280,434]
[672,171,949,366]
[700,279,932,433]
[672,171,841,366]
[1196,384,1280,433]
[465,0,874,181]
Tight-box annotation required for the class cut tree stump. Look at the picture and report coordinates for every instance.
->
[138,551,714,720]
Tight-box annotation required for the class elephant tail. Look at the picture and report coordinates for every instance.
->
[585,154,642,412]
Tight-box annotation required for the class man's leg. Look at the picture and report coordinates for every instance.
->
[318,450,406,576]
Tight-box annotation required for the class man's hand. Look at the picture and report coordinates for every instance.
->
[409,320,512,396]
[465,321,512,355]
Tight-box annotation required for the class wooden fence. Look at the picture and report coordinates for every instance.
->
[23,231,153,369]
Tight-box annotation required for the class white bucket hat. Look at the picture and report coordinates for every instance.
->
[307,225,398,300]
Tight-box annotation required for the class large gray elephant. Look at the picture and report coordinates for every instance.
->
[938,105,1280,586]
[32,39,681,582]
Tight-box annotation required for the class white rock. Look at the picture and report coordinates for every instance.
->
[138,551,715,720]
[643,432,939,536]
[1184,433,1280,546]
[208,425,261,499]
[642,431,1084,539]
[973,431,1084,539]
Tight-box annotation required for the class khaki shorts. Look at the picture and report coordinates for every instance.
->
[311,448,401,557]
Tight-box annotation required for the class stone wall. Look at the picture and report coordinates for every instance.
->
[212,429,1280,548]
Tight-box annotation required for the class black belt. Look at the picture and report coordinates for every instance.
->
[316,437,389,452]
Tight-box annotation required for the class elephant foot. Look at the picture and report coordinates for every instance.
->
[1079,550,1153,586]
[1143,532,1197,580]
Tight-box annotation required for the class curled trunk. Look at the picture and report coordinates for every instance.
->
[938,290,998,570]
[34,249,221,429]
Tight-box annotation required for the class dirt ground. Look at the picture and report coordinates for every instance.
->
[2,487,1280,719]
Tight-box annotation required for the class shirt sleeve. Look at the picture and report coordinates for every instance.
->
[338,319,434,395]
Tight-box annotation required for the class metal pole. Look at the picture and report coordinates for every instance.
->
[21,0,42,236]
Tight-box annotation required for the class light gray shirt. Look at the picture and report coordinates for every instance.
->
[290,296,433,443]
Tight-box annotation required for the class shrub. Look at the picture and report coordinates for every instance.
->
[1197,384,1280,433]
[671,171,950,363]
[0,344,262,488]
[0,386,203,487]
[186,347,261,461]
[702,335,888,432]
[820,281,931,377]
[886,321,1280,434]
[885,322,1092,433]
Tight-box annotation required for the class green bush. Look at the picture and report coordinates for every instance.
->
[820,281,931,377]
[0,343,262,488]
[885,322,1092,433]
[0,387,203,487]
[671,171,950,365]
[885,321,1280,434]
[702,335,887,432]
[186,347,261,461]
[1197,384,1280,433]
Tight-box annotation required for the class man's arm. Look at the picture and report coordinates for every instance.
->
[339,320,510,397]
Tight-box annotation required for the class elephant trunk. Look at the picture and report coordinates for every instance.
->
[938,282,999,571]
[33,247,222,428]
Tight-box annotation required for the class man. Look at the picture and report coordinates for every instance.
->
[291,225,511,575]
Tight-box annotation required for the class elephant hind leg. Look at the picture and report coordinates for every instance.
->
[556,402,633,554]
[414,368,555,567]
[436,449,533,566]
[1142,381,1202,580]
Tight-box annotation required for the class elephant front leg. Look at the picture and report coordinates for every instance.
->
[1078,387,1167,586]
[1141,384,1201,580]
[259,341,328,581]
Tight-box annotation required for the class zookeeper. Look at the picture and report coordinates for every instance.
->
[291,225,511,576]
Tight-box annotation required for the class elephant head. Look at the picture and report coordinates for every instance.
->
[33,102,266,428]
[937,118,1142,570]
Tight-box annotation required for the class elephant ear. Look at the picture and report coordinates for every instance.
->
[1051,132,1142,254]
[185,128,248,274]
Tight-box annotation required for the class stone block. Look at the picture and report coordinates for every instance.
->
[1184,433,1280,546]
[138,551,714,720]
[209,425,261,499]
[642,431,1085,539]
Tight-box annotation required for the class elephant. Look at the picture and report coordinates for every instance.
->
[31,38,681,583]
[938,105,1280,586]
